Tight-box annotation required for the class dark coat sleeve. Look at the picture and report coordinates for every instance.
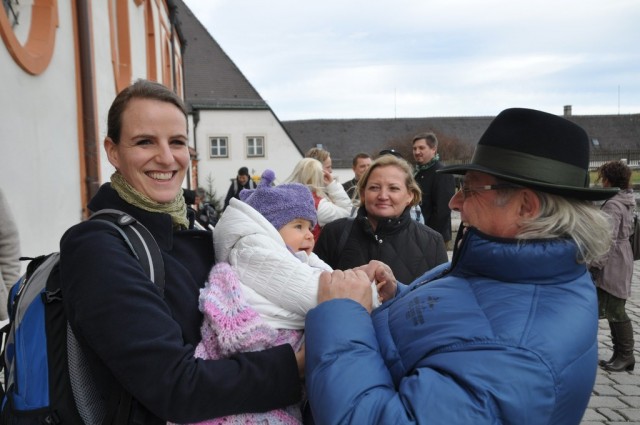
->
[314,218,348,268]
[416,222,449,270]
[424,172,455,242]
[60,221,301,423]
[224,182,236,208]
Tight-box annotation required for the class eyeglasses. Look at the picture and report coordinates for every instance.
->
[458,183,522,200]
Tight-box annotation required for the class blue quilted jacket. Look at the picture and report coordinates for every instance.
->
[305,228,598,424]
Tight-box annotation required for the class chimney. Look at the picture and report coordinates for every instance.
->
[563,105,572,116]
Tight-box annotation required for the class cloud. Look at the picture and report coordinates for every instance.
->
[183,0,640,118]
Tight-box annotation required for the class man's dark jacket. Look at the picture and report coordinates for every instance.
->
[415,161,455,242]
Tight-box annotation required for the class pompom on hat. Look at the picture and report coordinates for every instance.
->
[240,169,317,230]
[438,108,619,201]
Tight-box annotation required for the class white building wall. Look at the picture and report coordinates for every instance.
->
[0,1,181,268]
[194,109,304,202]
[0,1,81,257]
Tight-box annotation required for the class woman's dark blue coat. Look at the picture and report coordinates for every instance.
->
[59,184,300,424]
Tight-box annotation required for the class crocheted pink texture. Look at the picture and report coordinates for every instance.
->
[178,262,303,425]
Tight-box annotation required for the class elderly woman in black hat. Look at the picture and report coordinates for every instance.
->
[303,108,616,425]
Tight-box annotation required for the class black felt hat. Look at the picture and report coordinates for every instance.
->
[438,108,618,200]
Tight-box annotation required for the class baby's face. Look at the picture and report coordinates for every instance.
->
[279,219,315,255]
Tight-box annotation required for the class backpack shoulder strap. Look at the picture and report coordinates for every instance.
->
[336,218,355,259]
[89,209,165,297]
[71,210,165,424]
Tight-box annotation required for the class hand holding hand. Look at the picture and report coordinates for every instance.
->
[318,269,373,312]
[355,260,397,303]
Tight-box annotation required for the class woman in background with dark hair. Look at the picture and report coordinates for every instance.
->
[590,160,636,372]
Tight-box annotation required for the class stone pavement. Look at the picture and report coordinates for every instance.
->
[581,261,640,425]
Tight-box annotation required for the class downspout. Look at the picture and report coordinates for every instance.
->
[192,109,200,190]
[76,0,100,217]
[167,0,178,91]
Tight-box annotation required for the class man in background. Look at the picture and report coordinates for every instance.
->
[224,167,256,209]
[342,153,372,201]
[412,133,455,245]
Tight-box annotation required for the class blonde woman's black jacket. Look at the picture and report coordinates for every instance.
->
[59,184,301,424]
[314,206,448,283]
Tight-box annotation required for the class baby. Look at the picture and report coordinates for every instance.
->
[183,170,349,425]
[213,169,334,332]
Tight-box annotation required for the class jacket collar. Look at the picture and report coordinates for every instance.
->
[87,183,176,251]
[356,206,412,236]
[452,227,584,285]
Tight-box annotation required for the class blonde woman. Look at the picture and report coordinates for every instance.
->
[305,147,333,174]
[314,154,447,283]
[285,158,351,240]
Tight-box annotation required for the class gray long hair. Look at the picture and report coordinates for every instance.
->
[496,188,612,263]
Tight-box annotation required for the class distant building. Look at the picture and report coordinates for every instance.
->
[282,112,640,170]
[175,0,303,200]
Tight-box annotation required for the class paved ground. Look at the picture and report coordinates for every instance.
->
[581,260,640,424]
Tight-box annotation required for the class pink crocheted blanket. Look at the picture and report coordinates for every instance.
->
[178,262,304,425]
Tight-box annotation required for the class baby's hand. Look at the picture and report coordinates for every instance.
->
[356,260,397,303]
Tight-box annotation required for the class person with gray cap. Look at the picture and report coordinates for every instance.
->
[304,108,617,424]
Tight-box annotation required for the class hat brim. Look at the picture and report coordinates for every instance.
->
[438,163,619,201]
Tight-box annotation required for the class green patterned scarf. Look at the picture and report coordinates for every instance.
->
[110,172,189,230]
[414,153,440,175]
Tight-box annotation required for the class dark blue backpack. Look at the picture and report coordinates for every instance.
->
[0,209,164,425]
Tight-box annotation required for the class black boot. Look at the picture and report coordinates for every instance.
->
[603,320,635,372]
[599,321,619,367]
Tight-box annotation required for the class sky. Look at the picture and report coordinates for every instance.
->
[182,0,640,121]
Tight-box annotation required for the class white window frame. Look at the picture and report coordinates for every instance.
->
[246,136,265,158]
[209,137,228,158]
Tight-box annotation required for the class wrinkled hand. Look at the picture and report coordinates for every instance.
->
[318,270,373,312]
[355,260,397,303]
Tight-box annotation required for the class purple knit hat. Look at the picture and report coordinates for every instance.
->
[239,169,317,230]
